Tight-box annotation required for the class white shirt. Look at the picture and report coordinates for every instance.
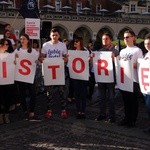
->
[42,41,67,58]
[14,48,39,59]
[120,46,143,82]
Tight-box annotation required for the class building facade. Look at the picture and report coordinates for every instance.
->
[0,0,149,46]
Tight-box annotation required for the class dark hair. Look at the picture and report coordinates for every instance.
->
[32,39,39,48]
[144,33,150,40]
[102,33,113,41]
[19,34,32,53]
[0,38,6,45]
[74,37,84,50]
[0,38,14,53]
[7,39,14,53]
[4,23,11,29]
[124,30,136,37]
[50,27,60,34]
[4,29,11,38]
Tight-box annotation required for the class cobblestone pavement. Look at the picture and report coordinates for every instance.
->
[0,88,150,150]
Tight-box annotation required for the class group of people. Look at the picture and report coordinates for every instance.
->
[0,25,150,134]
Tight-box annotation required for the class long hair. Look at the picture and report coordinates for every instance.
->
[20,33,32,53]
[74,37,84,50]
[7,39,14,53]
[0,38,14,53]
[4,30,11,39]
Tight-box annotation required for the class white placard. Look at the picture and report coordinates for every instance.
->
[43,57,65,85]
[68,50,89,81]
[115,58,133,92]
[0,53,15,85]
[93,51,114,83]
[25,18,40,39]
[138,58,150,94]
[15,53,37,83]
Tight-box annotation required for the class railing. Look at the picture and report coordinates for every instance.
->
[0,11,150,25]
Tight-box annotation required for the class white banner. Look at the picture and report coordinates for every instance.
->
[25,18,40,39]
[93,51,114,83]
[115,58,133,92]
[15,53,37,83]
[0,53,15,85]
[68,50,89,81]
[43,58,65,86]
[138,58,150,94]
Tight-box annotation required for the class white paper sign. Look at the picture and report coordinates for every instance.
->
[15,53,37,83]
[93,51,114,83]
[68,50,89,81]
[138,58,150,94]
[0,53,15,85]
[25,18,40,39]
[43,57,65,85]
[115,58,133,92]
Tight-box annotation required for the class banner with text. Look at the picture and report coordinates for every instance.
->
[93,51,114,83]
[0,53,15,85]
[68,50,89,81]
[15,52,37,83]
[43,57,65,86]
[115,58,133,92]
[25,18,40,39]
[138,59,150,94]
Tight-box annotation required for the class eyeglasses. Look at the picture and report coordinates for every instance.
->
[74,40,79,43]
[124,36,133,39]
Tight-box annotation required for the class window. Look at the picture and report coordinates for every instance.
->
[76,2,82,14]
[130,4,136,12]
[96,4,101,13]
[55,0,62,12]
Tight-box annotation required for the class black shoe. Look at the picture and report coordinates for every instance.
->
[95,115,106,121]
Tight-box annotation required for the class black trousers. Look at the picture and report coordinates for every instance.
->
[0,84,15,113]
[17,82,36,113]
[120,82,140,124]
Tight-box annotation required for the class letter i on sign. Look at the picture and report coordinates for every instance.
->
[2,62,7,78]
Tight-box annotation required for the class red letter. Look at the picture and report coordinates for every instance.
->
[72,58,85,73]
[19,59,32,75]
[48,65,60,79]
[120,67,124,83]
[97,59,108,75]
[2,62,7,78]
[141,68,149,90]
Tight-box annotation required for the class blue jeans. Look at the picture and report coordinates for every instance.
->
[144,94,150,119]
[98,83,115,119]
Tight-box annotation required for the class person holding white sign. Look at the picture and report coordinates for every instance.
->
[41,28,68,119]
[119,30,143,128]
[14,34,39,120]
[70,37,90,119]
[95,33,119,123]
[143,33,150,133]
[0,39,15,124]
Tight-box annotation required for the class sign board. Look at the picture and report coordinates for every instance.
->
[25,18,40,39]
